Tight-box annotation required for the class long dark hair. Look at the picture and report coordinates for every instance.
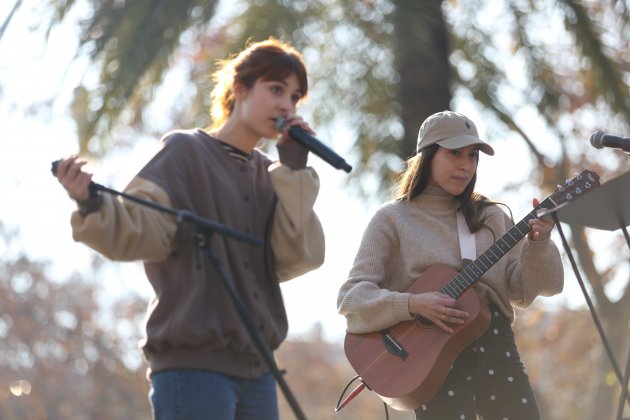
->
[392,144,495,233]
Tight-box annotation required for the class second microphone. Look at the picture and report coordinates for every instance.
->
[275,117,352,173]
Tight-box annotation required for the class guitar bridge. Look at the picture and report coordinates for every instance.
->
[381,330,408,361]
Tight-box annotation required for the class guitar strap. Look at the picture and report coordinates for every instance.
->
[456,210,476,264]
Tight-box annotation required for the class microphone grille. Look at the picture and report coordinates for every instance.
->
[590,130,605,149]
[274,117,286,131]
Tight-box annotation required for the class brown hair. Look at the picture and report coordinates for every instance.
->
[393,144,494,233]
[209,38,308,130]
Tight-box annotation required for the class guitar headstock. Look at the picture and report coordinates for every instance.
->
[548,169,600,208]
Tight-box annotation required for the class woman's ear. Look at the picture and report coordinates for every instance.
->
[232,82,247,101]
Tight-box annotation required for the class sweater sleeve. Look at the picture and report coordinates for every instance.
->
[337,206,413,334]
[70,177,178,262]
[268,163,325,282]
[499,211,564,307]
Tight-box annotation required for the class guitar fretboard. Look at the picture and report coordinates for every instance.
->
[440,197,555,299]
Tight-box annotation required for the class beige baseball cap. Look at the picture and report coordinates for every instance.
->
[416,110,494,156]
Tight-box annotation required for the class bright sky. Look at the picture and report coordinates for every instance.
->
[1,2,593,345]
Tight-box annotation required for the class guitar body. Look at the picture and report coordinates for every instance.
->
[343,263,491,411]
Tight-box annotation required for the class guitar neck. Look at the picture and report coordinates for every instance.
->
[441,197,556,299]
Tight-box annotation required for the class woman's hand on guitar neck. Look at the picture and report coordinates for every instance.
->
[528,198,554,241]
[408,292,469,333]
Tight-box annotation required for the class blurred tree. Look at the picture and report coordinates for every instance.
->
[0,222,151,419]
[38,0,222,154]
[33,0,630,180]
[17,0,630,416]
[0,1,22,42]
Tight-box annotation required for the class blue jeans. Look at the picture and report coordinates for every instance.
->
[149,370,279,420]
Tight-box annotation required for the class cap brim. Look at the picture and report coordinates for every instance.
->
[438,135,495,156]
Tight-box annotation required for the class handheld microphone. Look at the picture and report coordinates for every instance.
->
[590,130,630,153]
[275,117,352,173]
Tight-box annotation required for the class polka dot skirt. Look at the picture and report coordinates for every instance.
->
[414,306,541,420]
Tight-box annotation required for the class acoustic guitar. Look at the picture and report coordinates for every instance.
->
[343,170,600,411]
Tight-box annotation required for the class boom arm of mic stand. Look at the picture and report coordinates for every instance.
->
[90,183,262,246]
[50,159,261,245]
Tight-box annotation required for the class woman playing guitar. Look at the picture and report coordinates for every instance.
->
[337,110,564,419]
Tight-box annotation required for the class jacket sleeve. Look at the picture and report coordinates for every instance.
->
[268,163,325,281]
[70,177,178,262]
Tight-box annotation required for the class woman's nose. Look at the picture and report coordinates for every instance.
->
[279,95,294,113]
[460,156,475,170]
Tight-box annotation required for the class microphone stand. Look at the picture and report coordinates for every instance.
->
[61,173,308,420]
[547,170,630,416]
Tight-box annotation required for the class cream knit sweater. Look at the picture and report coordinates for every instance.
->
[337,186,564,334]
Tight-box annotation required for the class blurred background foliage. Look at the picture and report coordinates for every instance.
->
[2,0,630,418]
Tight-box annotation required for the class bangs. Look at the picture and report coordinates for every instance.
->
[260,54,308,98]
